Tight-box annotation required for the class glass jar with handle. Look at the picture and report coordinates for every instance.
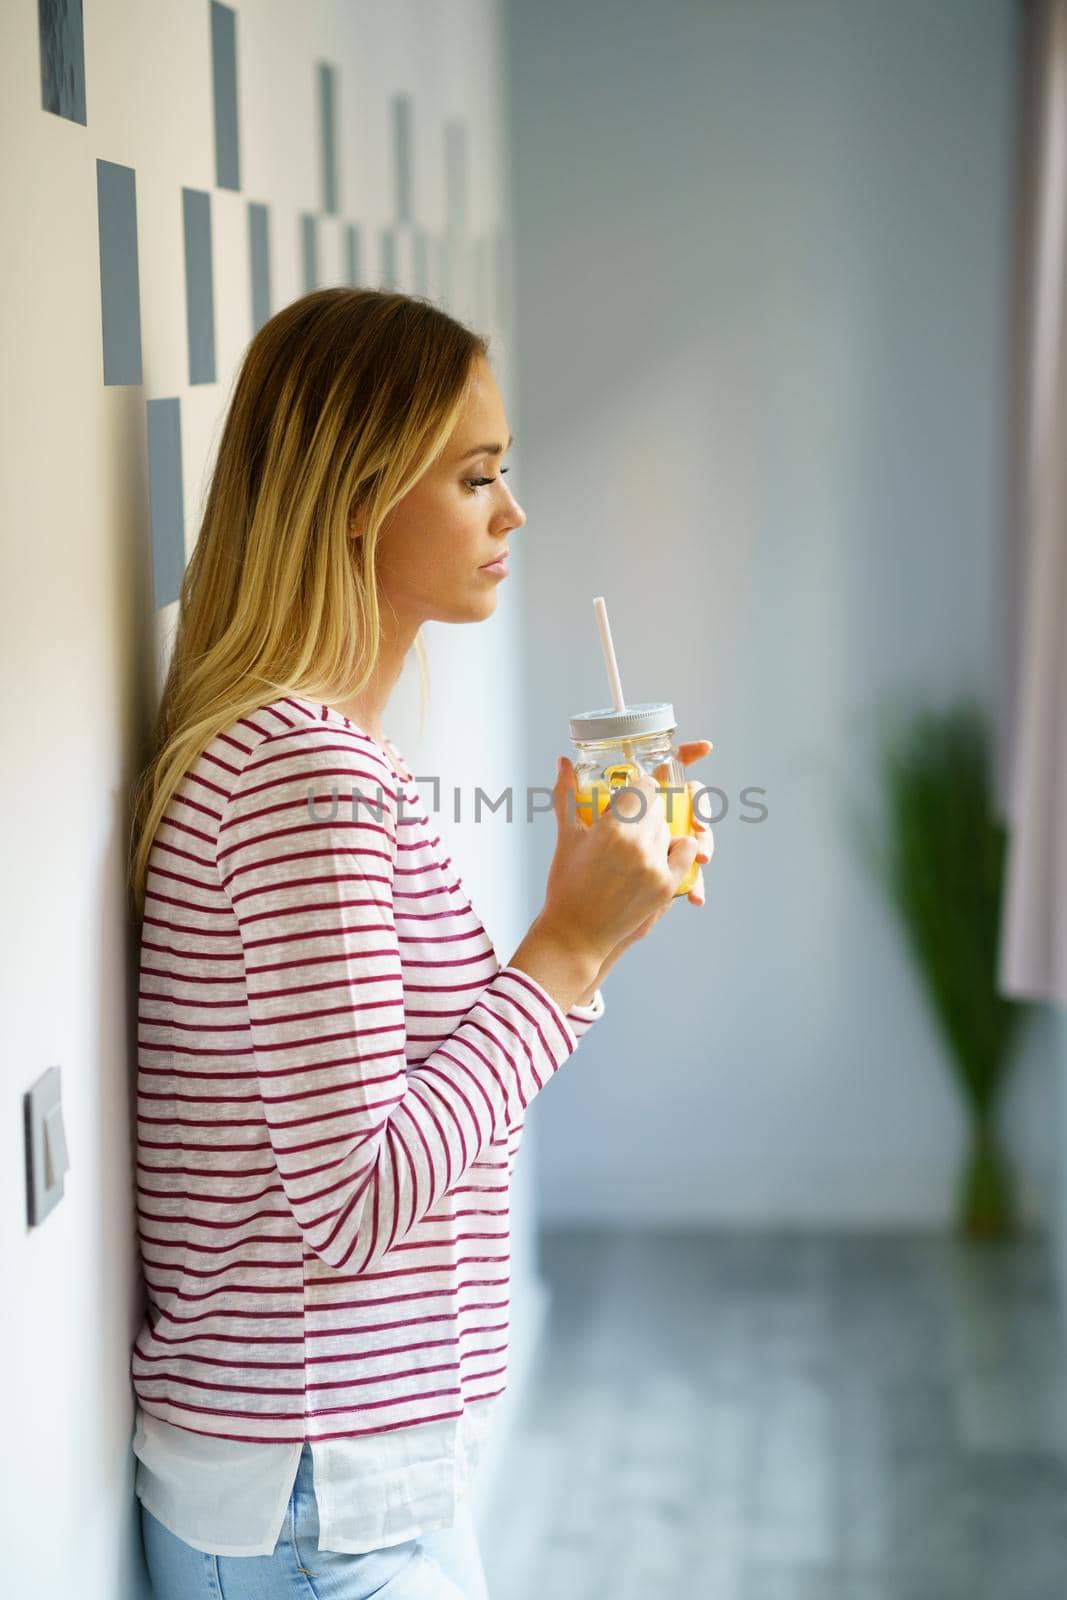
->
[568,701,700,899]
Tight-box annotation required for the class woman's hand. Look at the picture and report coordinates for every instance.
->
[541,752,696,993]
[662,739,714,908]
[572,739,714,1005]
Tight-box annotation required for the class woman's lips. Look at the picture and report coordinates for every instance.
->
[480,558,509,576]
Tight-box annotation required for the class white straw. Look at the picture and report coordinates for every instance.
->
[592,596,637,768]
[593,596,627,713]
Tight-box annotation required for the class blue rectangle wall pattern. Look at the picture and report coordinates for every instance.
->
[183,188,217,384]
[319,63,339,215]
[146,399,186,611]
[38,0,87,124]
[249,203,271,333]
[301,215,318,293]
[393,94,413,223]
[211,1,240,190]
[96,160,142,385]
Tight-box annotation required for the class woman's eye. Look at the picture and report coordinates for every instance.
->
[464,468,510,492]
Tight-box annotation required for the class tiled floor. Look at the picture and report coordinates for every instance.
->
[478,1228,1067,1600]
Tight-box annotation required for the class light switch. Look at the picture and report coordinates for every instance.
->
[24,1065,69,1227]
[44,1103,70,1188]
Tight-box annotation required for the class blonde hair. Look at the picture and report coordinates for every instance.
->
[128,287,490,919]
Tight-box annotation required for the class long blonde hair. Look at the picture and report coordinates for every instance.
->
[128,287,489,919]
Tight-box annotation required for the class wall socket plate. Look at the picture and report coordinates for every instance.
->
[24,1065,70,1227]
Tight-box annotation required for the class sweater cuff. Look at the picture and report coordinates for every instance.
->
[565,987,606,1040]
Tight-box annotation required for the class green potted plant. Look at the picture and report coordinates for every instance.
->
[857,698,1032,1237]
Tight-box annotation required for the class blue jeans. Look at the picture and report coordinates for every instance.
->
[140,1442,491,1599]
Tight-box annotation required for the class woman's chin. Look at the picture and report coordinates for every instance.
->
[427,590,499,625]
[464,584,502,620]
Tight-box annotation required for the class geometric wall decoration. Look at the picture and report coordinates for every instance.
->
[210,1,240,191]
[393,92,413,223]
[96,159,143,386]
[47,12,499,608]
[301,214,318,293]
[318,62,339,215]
[182,188,217,385]
[249,202,271,333]
[145,398,185,610]
[38,0,87,125]
[413,228,429,297]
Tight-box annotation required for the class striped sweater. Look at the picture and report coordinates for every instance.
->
[131,694,604,1444]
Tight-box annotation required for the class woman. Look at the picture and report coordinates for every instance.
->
[127,287,712,1599]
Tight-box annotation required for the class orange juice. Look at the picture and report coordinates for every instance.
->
[574,763,700,898]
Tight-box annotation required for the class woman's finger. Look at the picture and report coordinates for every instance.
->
[688,779,715,844]
[687,866,705,905]
[554,755,586,831]
[655,748,711,785]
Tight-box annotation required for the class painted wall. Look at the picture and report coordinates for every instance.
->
[1,2,530,1594]
[505,0,1058,1228]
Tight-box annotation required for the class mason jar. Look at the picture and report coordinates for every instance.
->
[568,702,700,899]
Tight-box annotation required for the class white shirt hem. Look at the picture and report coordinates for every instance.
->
[135,1482,294,1559]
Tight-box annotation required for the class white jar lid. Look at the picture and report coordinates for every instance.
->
[569,701,676,743]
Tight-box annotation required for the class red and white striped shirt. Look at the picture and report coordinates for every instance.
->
[131,694,604,1452]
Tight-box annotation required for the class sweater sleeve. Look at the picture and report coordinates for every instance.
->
[216,728,584,1275]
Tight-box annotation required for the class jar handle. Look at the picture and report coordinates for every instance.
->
[603,761,642,788]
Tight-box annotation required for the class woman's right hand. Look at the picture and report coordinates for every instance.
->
[539,755,699,964]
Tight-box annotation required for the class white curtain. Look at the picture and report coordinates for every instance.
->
[999,0,1067,1007]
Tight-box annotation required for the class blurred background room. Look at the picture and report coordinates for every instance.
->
[4,1,1067,1596]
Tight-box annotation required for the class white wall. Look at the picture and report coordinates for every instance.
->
[1,3,530,1594]
[506,0,1058,1228]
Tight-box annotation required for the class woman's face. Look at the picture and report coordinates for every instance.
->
[352,355,526,629]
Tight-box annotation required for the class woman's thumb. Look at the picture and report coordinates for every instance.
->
[667,830,699,877]
[554,755,579,829]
